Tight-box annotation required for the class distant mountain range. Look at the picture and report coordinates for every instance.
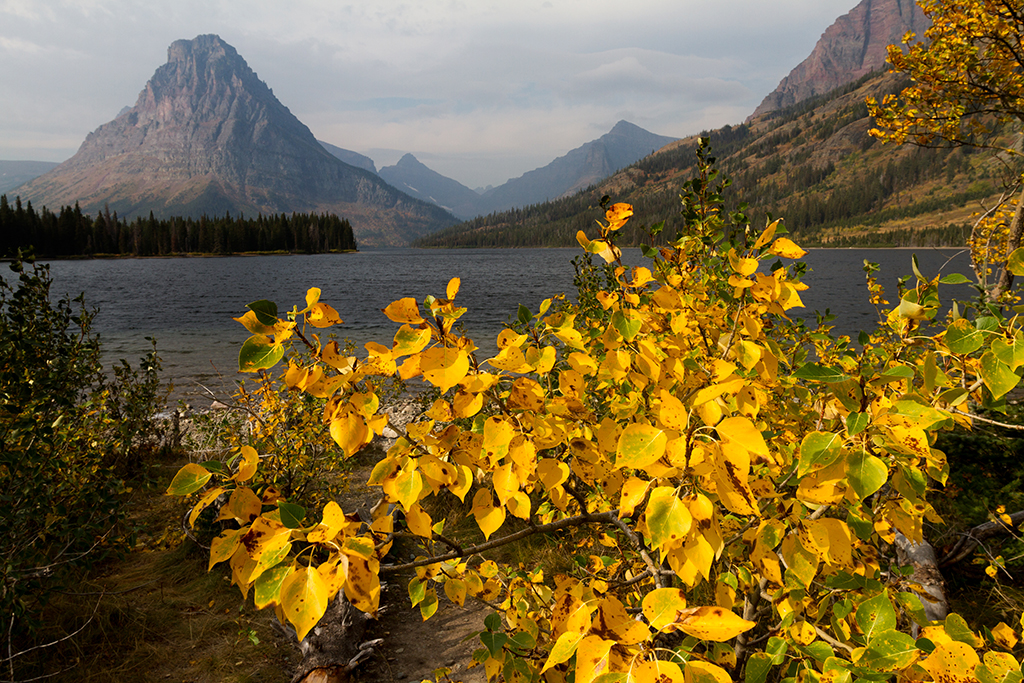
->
[374,120,675,220]
[0,161,58,195]
[11,35,456,246]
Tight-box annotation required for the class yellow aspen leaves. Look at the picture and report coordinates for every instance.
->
[711,442,759,516]
[405,503,433,538]
[643,588,688,631]
[279,565,330,641]
[769,237,807,259]
[382,297,425,324]
[446,277,461,300]
[215,486,261,525]
[615,423,668,470]
[645,487,693,550]
[669,606,756,642]
[166,462,211,496]
[471,489,506,540]
[305,302,342,328]
[164,158,1024,683]
[418,346,470,392]
[329,408,369,456]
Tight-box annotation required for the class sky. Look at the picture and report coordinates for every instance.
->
[0,0,859,189]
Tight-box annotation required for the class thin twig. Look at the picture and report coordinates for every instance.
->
[380,510,626,574]
[949,409,1024,431]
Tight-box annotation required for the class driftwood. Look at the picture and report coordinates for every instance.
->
[290,594,379,683]
[894,533,949,625]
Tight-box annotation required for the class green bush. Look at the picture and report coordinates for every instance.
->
[0,258,164,673]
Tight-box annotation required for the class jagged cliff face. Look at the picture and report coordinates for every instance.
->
[14,35,455,246]
[752,0,927,118]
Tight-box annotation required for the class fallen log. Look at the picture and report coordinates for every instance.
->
[290,594,377,683]
[940,510,1024,568]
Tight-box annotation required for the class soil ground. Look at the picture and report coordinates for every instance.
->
[23,402,489,683]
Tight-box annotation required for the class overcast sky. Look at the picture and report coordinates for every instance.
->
[0,0,859,188]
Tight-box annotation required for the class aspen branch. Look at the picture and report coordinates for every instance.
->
[380,510,642,575]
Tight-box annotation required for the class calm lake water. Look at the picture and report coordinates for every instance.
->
[30,247,973,404]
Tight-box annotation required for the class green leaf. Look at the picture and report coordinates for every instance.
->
[793,363,849,382]
[611,309,642,341]
[247,299,279,326]
[645,487,692,549]
[846,412,869,436]
[896,592,929,627]
[946,318,984,355]
[616,423,668,470]
[856,593,897,641]
[508,631,536,651]
[484,612,502,632]
[944,613,982,647]
[239,334,284,372]
[254,563,291,610]
[846,449,888,500]
[766,637,789,665]
[408,577,426,607]
[940,273,972,285]
[911,254,926,282]
[857,629,919,673]
[898,295,927,320]
[517,304,532,325]
[877,365,915,382]
[166,463,212,496]
[278,501,306,529]
[481,630,508,657]
[893,400,950,429]
[745,653,774,683]
[992,338,1024,370]
[1008,247,1024,276]
[980,351,1019,400]
[798,431,842,478]
[419,586,439,620]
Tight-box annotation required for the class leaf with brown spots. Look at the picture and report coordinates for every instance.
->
[673,606,756,642]
[280,565,329,641]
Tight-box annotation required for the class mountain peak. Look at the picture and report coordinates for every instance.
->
[397,153,425,167]
[13,36,455,246]
[167,34,236,63]
[608,120,642,135]
[752,0,927,118]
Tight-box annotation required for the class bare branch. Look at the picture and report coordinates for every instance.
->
[941,510,1024,567]
[380,510,640,575]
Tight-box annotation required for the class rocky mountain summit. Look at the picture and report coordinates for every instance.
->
[752,0,927,118]
[14,35,455,246]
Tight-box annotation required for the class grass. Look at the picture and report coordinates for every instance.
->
[12,448,295,683]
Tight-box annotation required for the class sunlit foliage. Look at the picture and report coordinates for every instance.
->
[169,136,1024,682]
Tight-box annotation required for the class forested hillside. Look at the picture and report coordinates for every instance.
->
[417,70,1000,248]
[0,194,356,257]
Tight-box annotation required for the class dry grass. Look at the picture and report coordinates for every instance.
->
[13,455,296,683]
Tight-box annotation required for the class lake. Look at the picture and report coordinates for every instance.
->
[30,247,973,405]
